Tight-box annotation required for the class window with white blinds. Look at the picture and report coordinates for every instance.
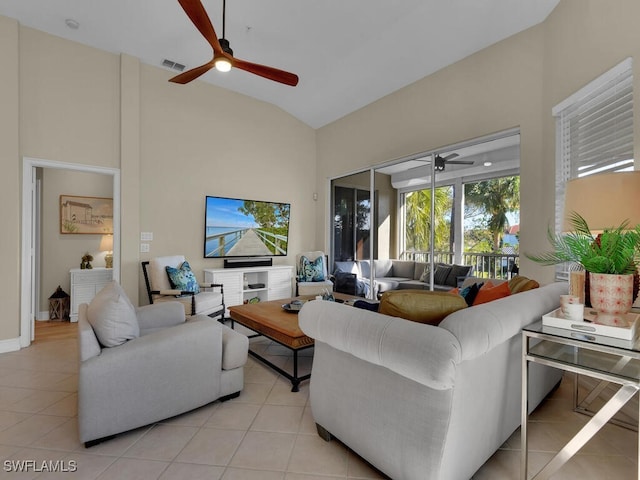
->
[552,58,634,279]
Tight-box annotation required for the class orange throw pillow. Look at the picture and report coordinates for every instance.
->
[473,281,511,305]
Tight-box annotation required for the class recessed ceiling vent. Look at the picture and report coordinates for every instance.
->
[161,59,185,72]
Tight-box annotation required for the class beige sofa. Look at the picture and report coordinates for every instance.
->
[299,281,566,479]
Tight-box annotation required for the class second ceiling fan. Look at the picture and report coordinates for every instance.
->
[434,154,473,171]
[170,0,299,86]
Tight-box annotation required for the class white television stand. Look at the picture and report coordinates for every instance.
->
[204,265,294,315]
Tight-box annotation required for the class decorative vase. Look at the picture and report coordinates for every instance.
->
[589,272,634,314]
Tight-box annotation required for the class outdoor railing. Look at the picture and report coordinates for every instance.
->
[401,251,519,280]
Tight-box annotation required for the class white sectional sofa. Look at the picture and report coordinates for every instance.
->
[299,281,566,480]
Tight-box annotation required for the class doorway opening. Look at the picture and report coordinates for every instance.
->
[20,157,121,348]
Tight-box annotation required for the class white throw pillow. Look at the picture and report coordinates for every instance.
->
[87,281,139,347]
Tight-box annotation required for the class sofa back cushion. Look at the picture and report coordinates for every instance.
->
[390,260,415,279]
[379,289,467,325]
[334,261,360,276]
[373,259,394,277]
[439,282,567,361]
[358,260,371,279]
[149,255,186,292]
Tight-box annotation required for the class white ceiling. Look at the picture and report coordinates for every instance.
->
[0,0,559,128]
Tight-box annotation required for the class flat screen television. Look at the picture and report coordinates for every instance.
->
[204,195,291,258]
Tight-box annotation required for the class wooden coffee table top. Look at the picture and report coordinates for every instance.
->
[228,293,359,349]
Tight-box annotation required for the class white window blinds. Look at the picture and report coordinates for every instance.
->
[552,58,634,279]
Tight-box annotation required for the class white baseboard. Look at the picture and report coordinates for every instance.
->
[0,337,21,354]
[36,311,49,321]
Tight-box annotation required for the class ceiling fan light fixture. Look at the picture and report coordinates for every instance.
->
[215,38,234,72]
[214,56,232,72]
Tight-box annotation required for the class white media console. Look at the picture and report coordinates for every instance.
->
[203,265,294,315]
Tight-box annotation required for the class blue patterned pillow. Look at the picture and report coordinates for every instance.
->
[166,261,200,294]
[299,255,325,282]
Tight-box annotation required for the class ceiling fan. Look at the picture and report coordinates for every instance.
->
[169,0,299,86]
[433,153,474,171]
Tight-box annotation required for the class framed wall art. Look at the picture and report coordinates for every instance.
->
[60,195,113,234]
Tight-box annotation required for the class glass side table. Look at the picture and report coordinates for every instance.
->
[521,320,640,480]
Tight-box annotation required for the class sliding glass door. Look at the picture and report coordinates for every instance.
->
[333,185,371,262]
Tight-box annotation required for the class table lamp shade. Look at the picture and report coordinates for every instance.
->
[562,171,640,233]
[99,235,113,252]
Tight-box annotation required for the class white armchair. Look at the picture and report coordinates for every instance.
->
[78,281,248,447]
[142,255,224,320]
[296,251,334,296]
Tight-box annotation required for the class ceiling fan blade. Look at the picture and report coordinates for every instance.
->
[169,61,214,84]
[443,153,459,161]
[177,0,223,54]
[447,160,474,165]
[233,58,299,86]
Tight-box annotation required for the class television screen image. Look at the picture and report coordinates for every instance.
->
[204,196,291,258]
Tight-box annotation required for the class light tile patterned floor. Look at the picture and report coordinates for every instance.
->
[0,321,636,479]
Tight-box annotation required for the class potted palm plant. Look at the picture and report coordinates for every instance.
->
[527,212,640,314]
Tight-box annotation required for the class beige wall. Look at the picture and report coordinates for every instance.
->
[0,16,20,340]
[137,64,317,302]
[316,0,640,284]
[317,22,546,277]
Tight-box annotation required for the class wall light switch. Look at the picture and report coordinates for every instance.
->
[140,243,150,253]
[141,232,153,241]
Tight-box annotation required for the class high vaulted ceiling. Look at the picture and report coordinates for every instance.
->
[0,0,559,128]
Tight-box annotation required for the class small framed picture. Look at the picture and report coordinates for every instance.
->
[60,195,113,234]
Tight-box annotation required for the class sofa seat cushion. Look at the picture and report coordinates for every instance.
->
[298,279,334,296]
[362,277,409,293]
[379,289,467,325]
[397,280,428,290]
[87,281,140,347]
[152,290,223,317]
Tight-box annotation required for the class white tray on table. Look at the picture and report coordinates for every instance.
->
[542,307,640,341]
